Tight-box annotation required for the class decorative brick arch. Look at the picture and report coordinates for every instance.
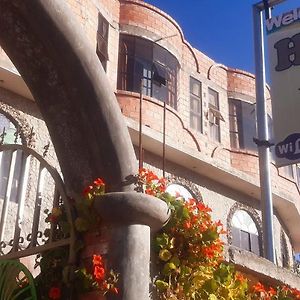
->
[0,0,137,195]
[227,202,263,251]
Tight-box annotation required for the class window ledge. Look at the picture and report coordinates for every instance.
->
[225,245,300,289]
[116,89,178,114]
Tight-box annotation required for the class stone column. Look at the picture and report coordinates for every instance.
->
[90,192,170,300]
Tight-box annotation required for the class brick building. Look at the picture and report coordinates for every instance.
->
[0,0,300,289]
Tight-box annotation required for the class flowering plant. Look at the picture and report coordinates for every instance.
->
[74,178,105,232]
[137,169,300,300]
[251,282,300,299]
[137,168,166,196]
[35,178,119,299]
[74,254,119,296]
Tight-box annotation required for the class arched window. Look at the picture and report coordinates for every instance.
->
[166,184,194,201]
[231,210,261,256]
[0,113,23,203]
[117,34,179,109]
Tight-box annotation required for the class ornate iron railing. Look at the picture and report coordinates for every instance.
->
[0,144,75,264]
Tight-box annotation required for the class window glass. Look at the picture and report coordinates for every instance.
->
[208,88,219,108]
[281,165,294,178]
[231,210,258,234]
[231,210,261,256]
[190,78,202,133]
[166,184,193,201]
[117,34,179,109]
[208,88,220,142]
[97,12,109,70]
[0,114,22,203]
[228,99,256,151]
[229,99,275,156]
[242,101,256,151]
[296,165,300,186]
[153,44,167,66]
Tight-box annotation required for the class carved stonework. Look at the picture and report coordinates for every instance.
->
[166,175,203,202]
[280,230,290,268]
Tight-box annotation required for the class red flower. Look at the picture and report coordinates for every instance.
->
[83,185,93,195]
[93,254,103,266]
[216,220,223,227]
[49,287,61,299]
[94,266,105,280]
[268,287,276,296]
[183,221,192,229]
[188,198,196,206]
[145,188,155,195]
[48,215,57,223]
[94,178,105,186]
[111,287,119,294]
[252,282,267,293]
[235,272,246,283]
[197,202,212,213]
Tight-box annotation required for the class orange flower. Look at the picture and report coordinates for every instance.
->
[48,215,57,223]
[111,287,119,294]
[197,202,212,213]
[49,287,61,299]
[183,221,191,229]
[268,287,276,296]
[145,188,155,195]
[252,282,267,293]
[93,254,103,266]
[235,272,246,283]
[94,266,105,280]
[216,220,223,227]
[94,178,105,186]
[188,198,196,206]
[83,185,93,195]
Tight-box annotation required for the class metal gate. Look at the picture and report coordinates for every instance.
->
[0,144,75,263]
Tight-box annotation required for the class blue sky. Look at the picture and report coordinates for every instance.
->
[147,0,299,74]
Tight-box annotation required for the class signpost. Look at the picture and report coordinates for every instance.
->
[252,0,285,263]
[267,7,300,167]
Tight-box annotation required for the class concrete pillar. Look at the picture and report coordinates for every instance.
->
[90,192,170,300]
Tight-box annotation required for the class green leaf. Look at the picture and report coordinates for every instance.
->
[182,207,190,219]
[155,233,169,249]
[75,217,89,232]
[170,256,180,267]
[162,262,177,276]
[202,229,219,242]
[203,279,218,293]
[159,249,172,262]
[155,280,169,291]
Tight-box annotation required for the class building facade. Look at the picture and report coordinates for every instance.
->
[0,0,300,288]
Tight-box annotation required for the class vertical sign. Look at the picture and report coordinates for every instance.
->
[267,7,300,167]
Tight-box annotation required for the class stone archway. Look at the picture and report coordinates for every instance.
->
[0,2,169,300]
[0,0,136,194]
